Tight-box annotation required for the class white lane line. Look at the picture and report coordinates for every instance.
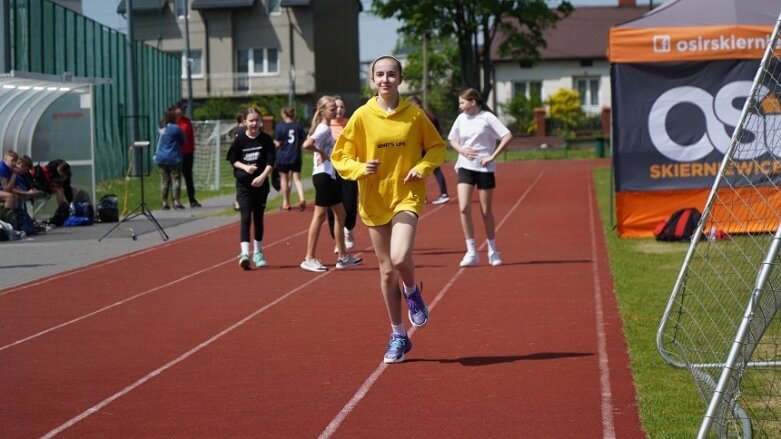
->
[318,169,545,439]
[0,229,307,353]
[587,171,617,439]
[0,225,229,298]
[40,270,330,439]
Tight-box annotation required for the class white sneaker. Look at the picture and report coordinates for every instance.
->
[345,228,355,250]
[431,194,450,205]
[336,253,363,269]
[300,258,328,272]
[488,251,503,266]
[459,251,480,267]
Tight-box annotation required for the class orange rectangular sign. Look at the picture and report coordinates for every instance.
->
[609,25,777,63]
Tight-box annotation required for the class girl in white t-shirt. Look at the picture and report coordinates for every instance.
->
[448,88,512,267]
[300,95,362,273]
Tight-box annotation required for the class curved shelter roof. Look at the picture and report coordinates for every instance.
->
[0,71,110,212]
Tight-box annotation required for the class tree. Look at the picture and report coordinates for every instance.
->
[370,0,572,102]
[394,33,463,129]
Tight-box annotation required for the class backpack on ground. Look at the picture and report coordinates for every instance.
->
[97,194,119,223]
[654,207,703,242]
[50,202,70,226]
[0,207,18,230]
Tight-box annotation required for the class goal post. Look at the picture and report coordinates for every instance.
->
[192,120,238,191]
[657,13,781,438]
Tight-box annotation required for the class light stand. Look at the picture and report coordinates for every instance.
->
[98,141,169,242]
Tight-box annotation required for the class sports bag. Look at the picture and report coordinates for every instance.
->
[97,194,119,222]
[654,207,703,242]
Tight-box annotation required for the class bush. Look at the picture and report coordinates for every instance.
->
[546,88,583,137]
[194,98,236,120]
[500,91,542,135]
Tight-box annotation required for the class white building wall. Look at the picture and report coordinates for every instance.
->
[491,59,612,122]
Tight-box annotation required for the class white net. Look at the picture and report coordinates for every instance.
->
[658,16,781,438]
[192,120,238,191]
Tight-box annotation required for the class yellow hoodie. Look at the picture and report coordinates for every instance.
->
[332,96,445,226]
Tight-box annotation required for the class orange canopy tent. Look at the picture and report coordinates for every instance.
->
[607,0,779,237]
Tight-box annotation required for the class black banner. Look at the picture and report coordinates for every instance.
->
[610,59,781,192]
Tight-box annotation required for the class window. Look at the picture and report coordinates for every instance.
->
[237,48,279,76]
[575,77,600,107]
[513,81,542,100]
[267,0,281,14]
[182,50,203,78]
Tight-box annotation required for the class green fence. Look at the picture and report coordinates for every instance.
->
[9,0,181,181]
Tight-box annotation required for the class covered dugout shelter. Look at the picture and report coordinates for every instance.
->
[0,71,109,217]
[608,0,780,237]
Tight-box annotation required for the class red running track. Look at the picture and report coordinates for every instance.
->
[0,160,644,438]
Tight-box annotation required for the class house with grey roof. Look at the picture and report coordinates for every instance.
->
[489,1,650,123]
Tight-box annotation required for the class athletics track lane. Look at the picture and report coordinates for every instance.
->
[0,160,644,438]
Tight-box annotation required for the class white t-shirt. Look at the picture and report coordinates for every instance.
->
[448,110,510,173]
[310,123,336,178]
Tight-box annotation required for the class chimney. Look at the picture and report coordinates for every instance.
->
[618,0,636,6]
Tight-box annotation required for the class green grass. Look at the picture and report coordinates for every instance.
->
[97,145,316,218]
[594,167,704,438]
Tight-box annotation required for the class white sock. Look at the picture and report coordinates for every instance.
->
[391,323,407,336]
[487,239,497,254]
[240,241,250,255]
[403,281,417,296]
[466,239,476,254]
[254,240,263,254]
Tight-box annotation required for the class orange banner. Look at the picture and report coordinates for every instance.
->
[609,25,777,63]
[616,187,781,238]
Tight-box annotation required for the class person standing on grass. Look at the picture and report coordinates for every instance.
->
[173,105,201,208]
[327,96,359,251]
[226,107,276,270]
[409,96,450,205]
[273,106,307,211]
[299,95,363,273]
[331,55,445,364]
[155,110,186,211]
[448,88,512,267]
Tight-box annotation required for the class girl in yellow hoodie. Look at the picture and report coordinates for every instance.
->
[331,55,445,364]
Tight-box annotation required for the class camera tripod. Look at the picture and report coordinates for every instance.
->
[99,141,168,242]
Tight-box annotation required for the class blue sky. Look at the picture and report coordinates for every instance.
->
[81,0,653,61]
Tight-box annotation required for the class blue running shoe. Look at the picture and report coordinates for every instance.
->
[384,333,412,364]
[404,283,429,327]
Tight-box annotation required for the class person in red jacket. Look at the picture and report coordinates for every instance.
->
[173,105,201,207]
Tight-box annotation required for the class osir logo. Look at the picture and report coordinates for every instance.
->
[648,81,781,162]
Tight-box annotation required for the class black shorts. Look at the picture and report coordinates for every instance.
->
[276,161,301,174]
[313,173,342,207]
[458,168,496,190]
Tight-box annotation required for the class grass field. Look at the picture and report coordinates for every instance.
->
[594,167,704,437]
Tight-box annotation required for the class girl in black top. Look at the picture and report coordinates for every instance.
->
[226,107,276,270]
